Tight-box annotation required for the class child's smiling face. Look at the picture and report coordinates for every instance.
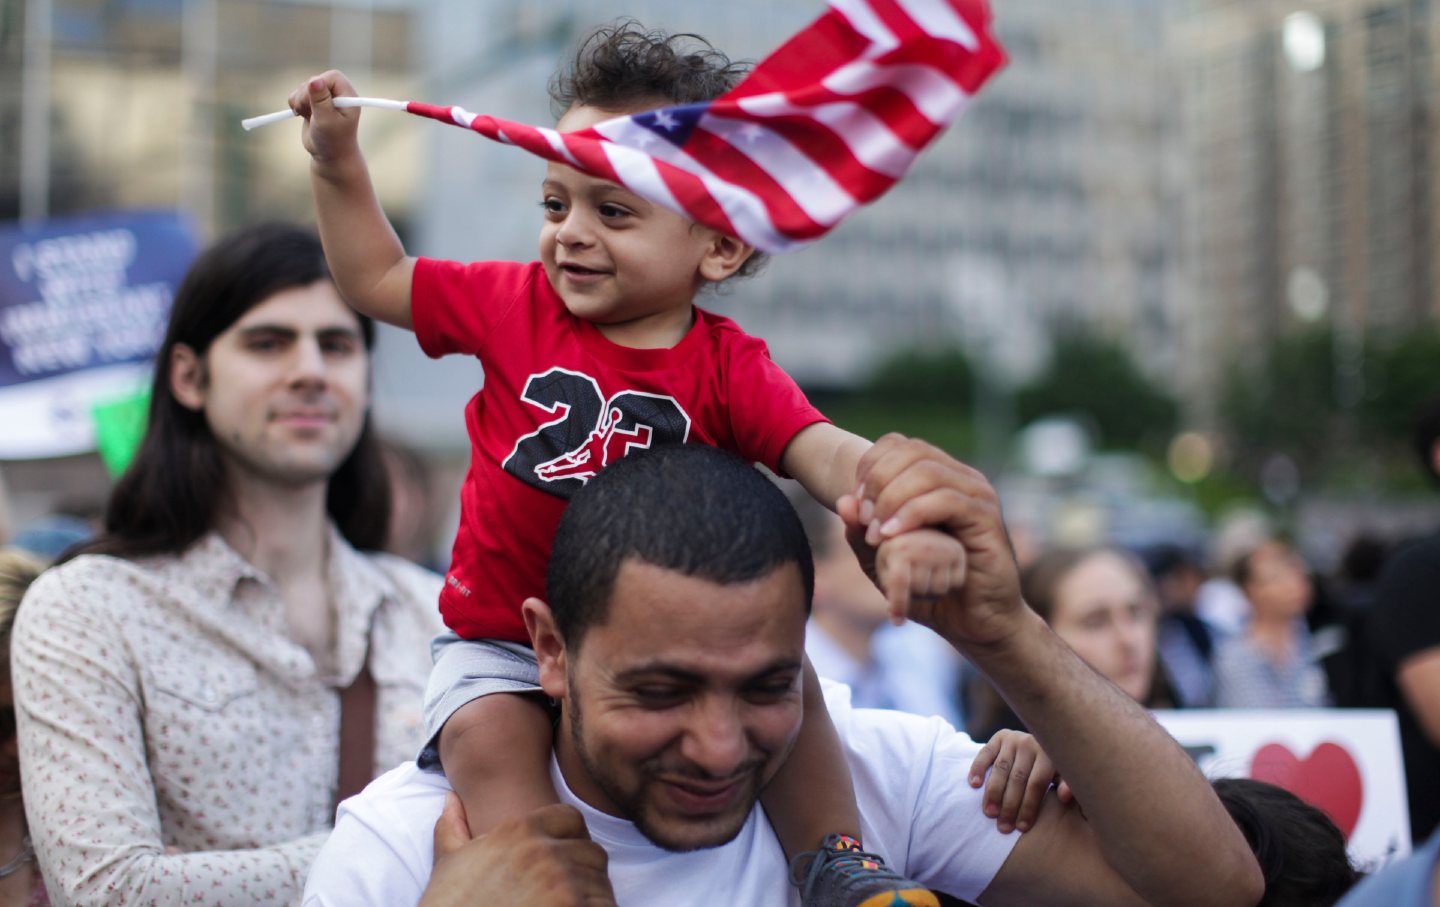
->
[537,103,750,348]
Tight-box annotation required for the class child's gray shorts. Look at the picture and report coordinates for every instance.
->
[417,632,544,769]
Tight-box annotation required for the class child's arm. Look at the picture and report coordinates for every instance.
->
[783,426,969,621]
[780,423,871,512]
[969,729,1075,834]
[288,70,415,330]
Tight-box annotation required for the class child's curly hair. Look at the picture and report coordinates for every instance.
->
[549,21,766,280]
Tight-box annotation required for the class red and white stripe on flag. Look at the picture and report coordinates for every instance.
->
[404,0,1005,253]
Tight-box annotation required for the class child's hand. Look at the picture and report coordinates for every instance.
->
[872,527,967,624]
[968,729,1074,834]
[288,69,362,164]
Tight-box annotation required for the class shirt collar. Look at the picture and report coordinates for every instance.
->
[163,526,398,683]
[167,531,268,608]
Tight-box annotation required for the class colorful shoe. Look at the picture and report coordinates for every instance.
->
[790,834,941,907]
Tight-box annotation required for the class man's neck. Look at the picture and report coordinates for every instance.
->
[551,720,621,819]
[213,479,331,586]
[212,472,336,664]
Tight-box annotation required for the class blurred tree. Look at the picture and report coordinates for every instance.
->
[863,347,975,406]
[1219,323,1440,489]
[1015,332,1178,454]
[1359,327,1440,444]
[1219,325,1335,478]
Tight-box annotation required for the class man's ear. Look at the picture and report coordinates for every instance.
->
[698,232,754,283]
[169,344,206,412]
[522,597,567,700]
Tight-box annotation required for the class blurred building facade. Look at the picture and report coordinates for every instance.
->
[392,0,1189,448]
[1174,0,1440,416]
[5,0,1438,450]
[0,0,423,233]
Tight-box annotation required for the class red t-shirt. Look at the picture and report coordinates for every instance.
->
[412,258,827,642]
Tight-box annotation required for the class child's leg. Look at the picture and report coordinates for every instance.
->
[771,657,939,907]
[438,691,558,838]
[761,657,861,854]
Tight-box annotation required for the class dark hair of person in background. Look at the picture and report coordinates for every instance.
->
[545,444,813,648]
[1214,778,1360,907]
[64,223,390,563]
[547,19,766,280]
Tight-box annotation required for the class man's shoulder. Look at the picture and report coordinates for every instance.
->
[824,679,975,772]
[823,678,982,810]
[342,762,451,822]
[24,551,167,606]
[331,762,451,862]
[822,681,1022,901]
[305,764,452,907]
[11,552,184,649]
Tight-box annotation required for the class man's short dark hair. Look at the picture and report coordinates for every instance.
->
[546,445,813,648]
[1412,396,1440,485]
[548,20,765,280]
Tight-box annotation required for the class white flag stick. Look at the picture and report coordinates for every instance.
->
[240,96,409,131]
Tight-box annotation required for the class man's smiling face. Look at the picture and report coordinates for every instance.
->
[544,558,808,852]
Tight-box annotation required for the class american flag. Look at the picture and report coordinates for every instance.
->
[402,0,1001,253]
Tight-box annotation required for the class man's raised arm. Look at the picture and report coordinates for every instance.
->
[844,435,1264,907]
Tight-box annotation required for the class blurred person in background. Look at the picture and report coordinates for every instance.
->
[1335,828,1440,907]
[6,517,91,563]
[0,549,47,907]
[968,546,1174,740]
[1146,543,1217,708]
[1358,396,1440,841]
[11,223,443,906]
[1198,513,1273,639]
[1213,539,1330,709]
[792,493,965,728]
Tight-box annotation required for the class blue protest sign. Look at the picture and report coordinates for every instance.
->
[0,211,197,459]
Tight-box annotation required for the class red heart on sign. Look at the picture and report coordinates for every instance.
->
[1249,742,1363,839]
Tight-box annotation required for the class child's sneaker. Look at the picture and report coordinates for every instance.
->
[790,834,940,907]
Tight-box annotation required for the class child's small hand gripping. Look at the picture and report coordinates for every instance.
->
[872,527,967,625]
[968,729,1075,834]
[287,69,363,165]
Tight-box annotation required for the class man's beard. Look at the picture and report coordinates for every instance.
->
[565,674,767,853]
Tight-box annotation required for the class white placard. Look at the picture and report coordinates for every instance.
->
[1154,709,1410,871]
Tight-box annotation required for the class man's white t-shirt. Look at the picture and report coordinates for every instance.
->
[302,681,1019,906]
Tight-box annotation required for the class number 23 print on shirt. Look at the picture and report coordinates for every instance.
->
[501,367,692,498]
